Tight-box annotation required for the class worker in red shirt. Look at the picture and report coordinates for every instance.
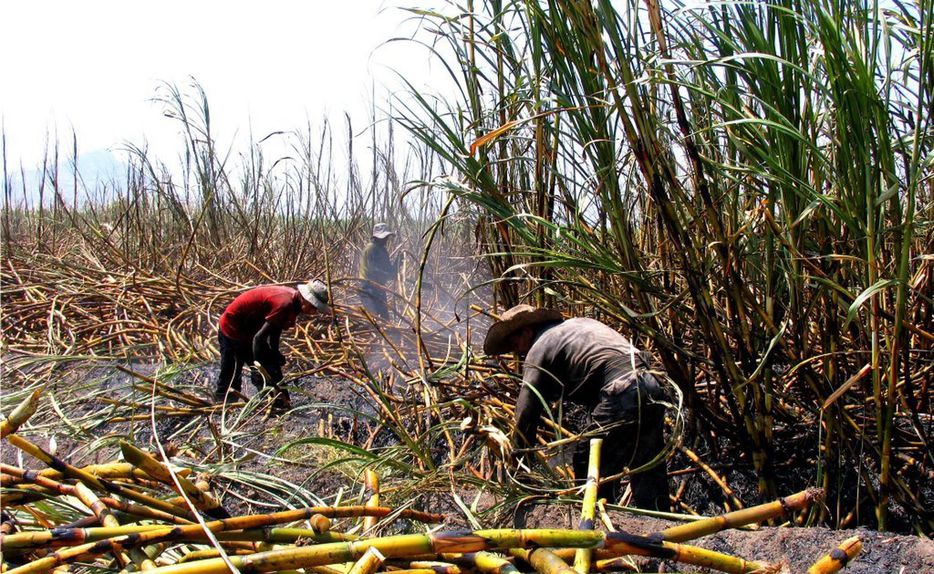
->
[216,280,330,408]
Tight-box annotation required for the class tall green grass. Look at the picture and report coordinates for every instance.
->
[398,0,932,532]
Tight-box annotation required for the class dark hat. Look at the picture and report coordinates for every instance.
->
[482,304,563,355]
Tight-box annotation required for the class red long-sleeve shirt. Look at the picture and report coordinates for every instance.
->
[218,285,302,342]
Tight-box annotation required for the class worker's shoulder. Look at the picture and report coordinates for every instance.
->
[540,317,632,346]
[563,316,606,327]
[555,316,616,333]
[255,284,296,295]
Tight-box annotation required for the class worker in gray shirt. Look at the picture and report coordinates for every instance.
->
[484,304,671,510]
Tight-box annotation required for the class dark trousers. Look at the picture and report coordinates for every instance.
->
[572,371,670,511]
[216,333,282,395]
[360,285,389,318]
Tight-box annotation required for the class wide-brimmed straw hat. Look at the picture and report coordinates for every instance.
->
[297,279,331,313]
[372,222,395,239]
[483,304,563,355]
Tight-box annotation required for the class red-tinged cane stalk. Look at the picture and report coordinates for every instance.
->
[0,463,193,526]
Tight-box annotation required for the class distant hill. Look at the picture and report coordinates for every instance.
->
[4,149,127,208]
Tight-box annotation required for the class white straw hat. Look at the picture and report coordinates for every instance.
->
[297,279,331,312]
[372,222,395,239]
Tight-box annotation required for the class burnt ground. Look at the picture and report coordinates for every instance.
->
[2,356,932,573]
[514,502,934,573]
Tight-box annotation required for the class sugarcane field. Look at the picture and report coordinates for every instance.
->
[1,1,933,573]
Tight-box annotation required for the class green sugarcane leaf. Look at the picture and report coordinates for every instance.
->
[845,279,897,329]
[875,180,902,206]
[276,436,378,461]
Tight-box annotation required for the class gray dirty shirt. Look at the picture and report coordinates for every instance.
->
[514,317,652,446]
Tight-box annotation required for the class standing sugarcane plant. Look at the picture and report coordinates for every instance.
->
[397,0,933,532]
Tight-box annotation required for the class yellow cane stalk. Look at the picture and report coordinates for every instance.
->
[38,462,187,482]
[347,547,385,574]
[555,532,775,574]
[446,552,520,574]
[806,536,862,574]
[2,527,780,574]
[574,438,602,574]
[591,556,638,572]
[0,389,42,438]
[363,469,380,531]
[177,549,254,563]
[3,434,191,518]
[409,561,464,574]
[0,507,424,552]
[511,548,577,574]
[1,518,336,550]
[119,441,225,516]
[658,489,823,543]
[73,482,156,570]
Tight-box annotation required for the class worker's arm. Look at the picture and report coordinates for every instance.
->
[268,329,285,365]
[252,321,280,364]
[359,245,372,280]
[513,363,559,449]
[514,384,544,449]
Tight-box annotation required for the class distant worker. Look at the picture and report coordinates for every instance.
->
[359,222,398,318]
[484,304,671,510]
[216,280,330,409]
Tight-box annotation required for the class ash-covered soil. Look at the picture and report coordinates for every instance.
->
[4,357,932,573]
[513,501,934,573]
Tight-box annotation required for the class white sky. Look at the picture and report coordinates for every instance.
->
[0,0,444,169]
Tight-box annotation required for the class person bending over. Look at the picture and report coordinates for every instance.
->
[484,304,671,510]
[216,279,330,409]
